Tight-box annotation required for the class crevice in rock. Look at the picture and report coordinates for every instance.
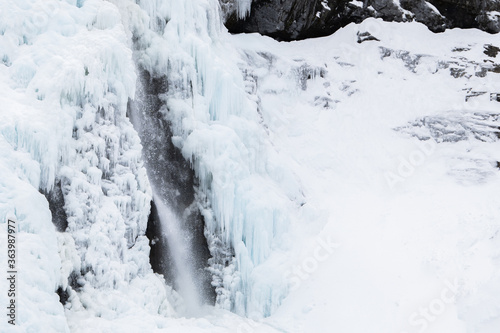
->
[56,286,69,306]
[146,199,175,285]
[42,179,68,232]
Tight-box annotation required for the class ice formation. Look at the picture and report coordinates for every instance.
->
[126,0,303,316]
[0,0,175,331]
[1,0,500,332]
[1,0,301,327]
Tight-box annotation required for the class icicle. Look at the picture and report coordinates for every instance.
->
[131,0,299,317]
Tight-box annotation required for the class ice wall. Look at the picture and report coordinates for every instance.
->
[0,0,177,330]
[0,121,70,332]
[125,0,304,317]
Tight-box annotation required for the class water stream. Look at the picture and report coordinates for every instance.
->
[128,70,215,315]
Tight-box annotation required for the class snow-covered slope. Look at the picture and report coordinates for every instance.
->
[233,20,500,333]
[0,0,499,332]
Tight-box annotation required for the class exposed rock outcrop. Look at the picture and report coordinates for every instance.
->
[221,0,499,41]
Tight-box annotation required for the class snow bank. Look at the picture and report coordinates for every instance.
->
[229,18,500,332]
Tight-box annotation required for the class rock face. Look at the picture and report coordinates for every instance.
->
[221,0,500,41]
[430,0,500,32]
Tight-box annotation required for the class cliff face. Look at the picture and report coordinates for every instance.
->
[222,0,500,41]
[430,0,500,32]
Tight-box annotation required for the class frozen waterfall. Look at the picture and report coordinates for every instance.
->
[128,69,215,314]
[128,0,303,317]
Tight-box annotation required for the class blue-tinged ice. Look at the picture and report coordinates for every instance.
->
[0,0,177,330]
[130,0,303,317]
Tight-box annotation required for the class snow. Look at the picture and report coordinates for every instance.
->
[228,19,500,332]
[1,0,500,331]
[0,166,69,332]
[425,1,443,16]
[350,0,365,8]
[321,1,331,11]
[487,11,500,22]
[1,0,171,331]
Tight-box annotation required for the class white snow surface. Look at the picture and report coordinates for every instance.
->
[0,0,499,332]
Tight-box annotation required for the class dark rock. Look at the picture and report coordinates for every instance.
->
[222,0,500,41]
[223,0,368,41]
[399,0,446,32]
[450,67,466,78]
[379,47,425,72]
[68,270,84,292]
[452,47,471,52]
[425,0,479,29]
[42,179,68,232]
[56,286,69,306]
[465,90,487,101]
[145,199,174,285]
[484,44,500,57]
[357,31,380,43]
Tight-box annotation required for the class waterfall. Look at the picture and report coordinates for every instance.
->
[128,0,299,316]
[128,70,215,316]
[152,191,204,316]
